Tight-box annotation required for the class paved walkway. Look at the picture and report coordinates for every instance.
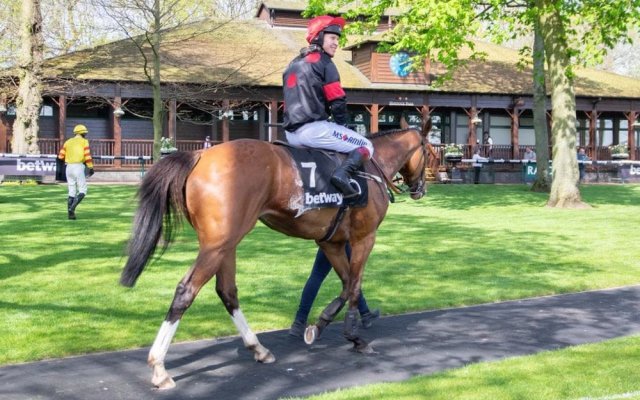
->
[2,285,640,400]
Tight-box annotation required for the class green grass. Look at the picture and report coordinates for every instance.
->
[0,183,639,366]
[287,335,640,400]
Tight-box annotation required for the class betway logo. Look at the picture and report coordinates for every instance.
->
[631,165,640,176]
[305,192,343,206]
[16,159,56,172]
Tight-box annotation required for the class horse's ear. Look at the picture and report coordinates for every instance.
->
[400,116,409,129]
[421,115,432,137]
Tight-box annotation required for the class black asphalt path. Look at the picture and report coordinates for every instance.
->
[2,285,640,400]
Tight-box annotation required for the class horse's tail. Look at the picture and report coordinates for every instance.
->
[120,151,201,287]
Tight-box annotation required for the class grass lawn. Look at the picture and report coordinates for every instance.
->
[0,183,639,368]
[287,335,640,400]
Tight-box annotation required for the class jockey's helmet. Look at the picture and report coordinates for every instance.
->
[73,124,88,135]
[306,15,346,44]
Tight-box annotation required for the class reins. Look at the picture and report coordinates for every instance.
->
[370,158,403,194]
[369,132,427,197]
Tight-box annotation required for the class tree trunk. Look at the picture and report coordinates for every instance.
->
[531,19,551,192]
[152,0,163,161]
[537,1,589,208]
[12,0,43,155]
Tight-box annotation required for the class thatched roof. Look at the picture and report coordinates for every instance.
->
[39,18,640,99]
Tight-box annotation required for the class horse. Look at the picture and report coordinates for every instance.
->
[120,120,430,390]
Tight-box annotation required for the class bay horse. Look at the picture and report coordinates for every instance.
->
[121,121,429,389]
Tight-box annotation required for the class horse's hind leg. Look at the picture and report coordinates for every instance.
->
[148,249,219,390]
[216,250,275,364]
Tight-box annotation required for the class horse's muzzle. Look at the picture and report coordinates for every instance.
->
[409,181,425,200]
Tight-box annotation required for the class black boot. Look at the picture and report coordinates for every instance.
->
[68,197,76,220]
[69,193,85,219]
[331,149,366,198]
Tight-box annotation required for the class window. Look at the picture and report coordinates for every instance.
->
[40,105,53,117]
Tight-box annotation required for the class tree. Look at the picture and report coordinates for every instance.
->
[12,0,44,155]
[530,20,551,192]
[307,0,640,208]
[91,0,258,160]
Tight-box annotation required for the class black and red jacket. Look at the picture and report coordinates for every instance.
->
[282,46,348,131]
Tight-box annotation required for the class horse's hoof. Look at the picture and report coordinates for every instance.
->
[304,325,318,345]
[257,350,276,364]
[151,362,176,390]
[152,375,176,390]
[355,343,376,354]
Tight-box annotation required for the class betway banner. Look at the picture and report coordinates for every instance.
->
[0,157,57,176]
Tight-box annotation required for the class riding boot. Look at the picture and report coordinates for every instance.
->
[69,193,85,218]
[331,149,366,199]
[67,196,76,220]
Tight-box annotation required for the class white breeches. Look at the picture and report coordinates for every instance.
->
[66,163,87,197]
[286,120,374,157]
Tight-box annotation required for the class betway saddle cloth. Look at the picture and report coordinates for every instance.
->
[276,143,369,214]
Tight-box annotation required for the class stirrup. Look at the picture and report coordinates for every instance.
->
[331,176,359,198]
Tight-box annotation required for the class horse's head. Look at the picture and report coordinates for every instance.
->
[396,117,431,200]
[397,132,427,200]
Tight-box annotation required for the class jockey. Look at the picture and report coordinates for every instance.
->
[58,124,94,219]
[282,15,374,198]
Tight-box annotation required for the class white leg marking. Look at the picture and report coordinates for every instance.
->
[148,320,180,389]
[231,309,276,363]
[231,309,258,347]
[149,320,180,366]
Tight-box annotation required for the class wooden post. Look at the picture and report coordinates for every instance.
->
[626,111,638,161]
[269,100,278,142]
[369,103,379,133]
[587,110,598,159]
[222,99,230,142]
[507,106,522,159]
[211,112,218,142]
[258,106,266,141]
[113,96,122,168]
[0,107,7,153]
[466,106,481,148]
[168,99,176,142]
[58,95,66,143]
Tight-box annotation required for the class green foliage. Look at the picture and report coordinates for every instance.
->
[307,0,640,78]
[0,184,639,365]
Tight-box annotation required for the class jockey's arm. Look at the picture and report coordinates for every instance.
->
[329,96,348,126]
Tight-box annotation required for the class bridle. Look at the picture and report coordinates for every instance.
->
[370,133,427,198]
[406,137,427,197]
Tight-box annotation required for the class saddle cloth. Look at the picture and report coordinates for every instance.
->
[276,143,368,212]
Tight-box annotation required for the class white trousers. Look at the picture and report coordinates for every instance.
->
[286,120,374,157]
[66,163,87,197]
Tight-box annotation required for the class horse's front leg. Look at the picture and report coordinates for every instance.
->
[216,250,275,364]
[147,248,221,389]
[342,292,373,353]
[341,236,376,353]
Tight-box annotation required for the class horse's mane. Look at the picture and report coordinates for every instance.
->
[365,127,419,140]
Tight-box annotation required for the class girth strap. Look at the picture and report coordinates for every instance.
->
[319,204,349,242]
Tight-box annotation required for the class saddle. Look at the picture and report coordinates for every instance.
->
[274,141,369,212]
